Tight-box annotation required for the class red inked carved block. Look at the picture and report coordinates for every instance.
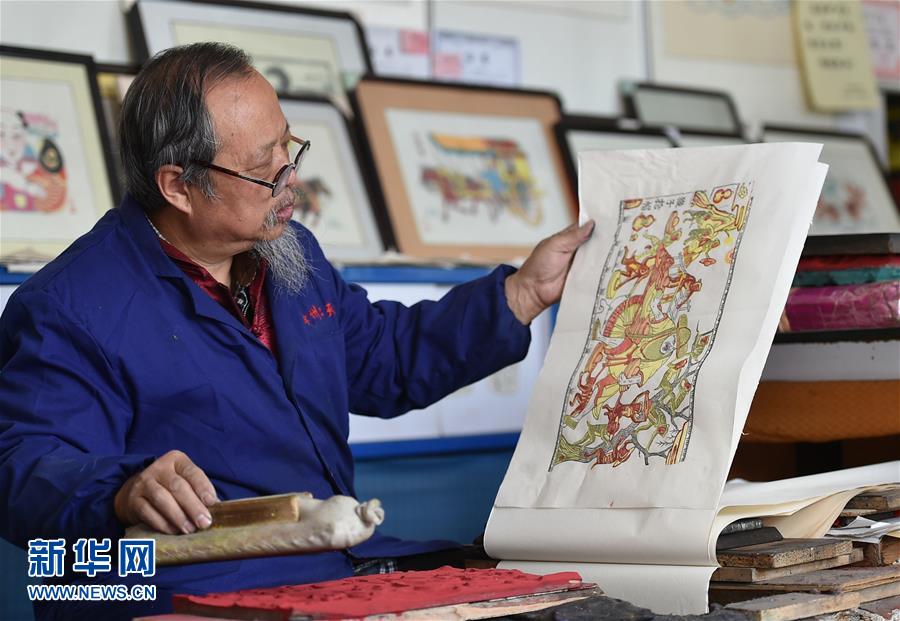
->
[173,566,583,620]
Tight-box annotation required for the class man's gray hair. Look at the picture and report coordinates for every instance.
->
[119,42,255,210]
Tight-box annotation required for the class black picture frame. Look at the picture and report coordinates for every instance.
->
[1,45,121,263]
[128,0,373,111]
[94,62,141,204]
[763,124,900,235]
[673,129,748,148]
[622,81,744,137]
[554,115,675,199]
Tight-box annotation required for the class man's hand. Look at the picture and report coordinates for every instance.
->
[505,220,595,325]
[114,450,218,535]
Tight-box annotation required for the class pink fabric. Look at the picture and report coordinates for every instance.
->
[783,280,900,332]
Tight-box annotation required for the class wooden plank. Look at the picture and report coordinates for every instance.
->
[712,554,851,583]
[717,527,783,552]
[208,493,309,529]
[716,538,852,569]
[855,579,900,604]
[723,592,861,621]
[711,587,783,606]
[845,486,900,512]
[852,538,900,567]
[710,566,900,595]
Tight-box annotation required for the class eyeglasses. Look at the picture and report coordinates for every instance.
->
[193,136,310,198]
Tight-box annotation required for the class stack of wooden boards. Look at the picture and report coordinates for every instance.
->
[710,485,900,620]
[838,486,900,568]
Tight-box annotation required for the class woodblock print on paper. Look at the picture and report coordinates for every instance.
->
[1,107,69,214]
[551,183,753,469]
[419,132,544,226]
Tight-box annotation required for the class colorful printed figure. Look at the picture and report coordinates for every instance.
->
[291,177,331,227]
[815,177,866,225]
[419,133,543,225]
[552,183,752,469]
[0,107,68,213]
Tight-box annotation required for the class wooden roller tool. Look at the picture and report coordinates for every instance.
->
[125,492,385,566]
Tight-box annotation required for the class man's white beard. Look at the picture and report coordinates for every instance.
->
[253,212,310,296]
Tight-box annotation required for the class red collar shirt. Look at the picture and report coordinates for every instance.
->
[157,238,277,355]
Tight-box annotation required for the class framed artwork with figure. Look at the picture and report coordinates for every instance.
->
[279,96,384,262]
[763,124,900,235]
[129,0,372,114]
[351,77,576,262]
[1,45,118,264]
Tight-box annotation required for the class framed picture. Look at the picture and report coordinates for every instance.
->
[622,81,743,136]
[352,77,576,262]
[554,115,674,192]
[763,125,900,235]
[95,63,139,203]
[1,45,118,264]
[674,130,747,149]
[280,96,384,262]
[129,0,372,114]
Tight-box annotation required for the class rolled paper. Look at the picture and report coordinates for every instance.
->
[125,495,384,566]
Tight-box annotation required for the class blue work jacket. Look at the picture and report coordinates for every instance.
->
[0,194,531,619]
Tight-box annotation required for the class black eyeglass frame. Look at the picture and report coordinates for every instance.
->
[193,136,310,197]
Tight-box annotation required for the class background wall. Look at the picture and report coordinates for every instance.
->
[0,1,892,619]
[0,0,884,150]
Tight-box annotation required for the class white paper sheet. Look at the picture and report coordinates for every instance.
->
[483,144,879,614]
[495,144,828,510]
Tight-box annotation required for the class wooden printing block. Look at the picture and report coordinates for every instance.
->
[716,538,852,569]
[712,554,851,583]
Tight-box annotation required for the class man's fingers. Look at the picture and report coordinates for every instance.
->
[165,473,213,531]
[174,456,218,507]
[115,450,217,534]
[552,220,595,252]
[133,497,178,536]
[144,479,193,535]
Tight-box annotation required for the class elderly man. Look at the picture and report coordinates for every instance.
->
[0,43,592,620]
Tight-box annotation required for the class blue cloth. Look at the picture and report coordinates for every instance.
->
[0,194,531,620]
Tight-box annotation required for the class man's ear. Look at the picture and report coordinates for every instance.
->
[155,165,193,216]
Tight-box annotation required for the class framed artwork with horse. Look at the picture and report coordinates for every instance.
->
[280,96,384,262]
